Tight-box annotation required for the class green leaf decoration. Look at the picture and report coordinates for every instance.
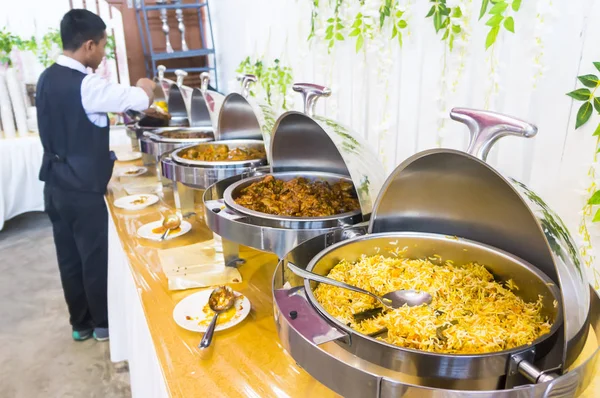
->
[452,7,463,18]
[426,6,435,18]
[398,20,407,29]
[442,29,450,41]
[391,25,398,39]
[349,28,360,37]
[512,0,522,12]
[356,34,364,52]
[593,208,600,222]
[576,101,593,129]
[486,14,504,27]
[589,190,600,205]
[452,25,461,34]
[504,16,515,33]
[489,2,508,14]
[479,0,490,19]
[594,62,600,73]
[398,31,403,48]
[327,18,335,23]
[578,74,600,88]
[594,97,600,114]
[434,11,443,33]
[335,33,344,41]
[485,25,500,49]
[594,122,600,136]
[566,88,592,101]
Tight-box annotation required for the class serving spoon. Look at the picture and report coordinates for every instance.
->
[286,262,432,310]
[199,286,236,350]
[159,212,181,241]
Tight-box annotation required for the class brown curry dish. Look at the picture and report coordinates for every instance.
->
[234,175,360,217]
[159,130,212,139]
[180,144,266,162]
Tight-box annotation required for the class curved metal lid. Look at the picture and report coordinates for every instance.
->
[215,75,277,148]
[270,83,386,216]
[167,70,190,126]
[152,65,172,101]
[369,107,590,367]
[190,72,225,129]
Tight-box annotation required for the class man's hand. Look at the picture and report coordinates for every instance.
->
[136,78,156,106]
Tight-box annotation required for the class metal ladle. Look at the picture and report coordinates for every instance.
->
[199,286,236,350]
[159,212,181,241]
[287,262,432,309]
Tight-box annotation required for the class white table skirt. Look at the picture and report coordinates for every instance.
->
[107,211,169,398]
[0,135,44,230]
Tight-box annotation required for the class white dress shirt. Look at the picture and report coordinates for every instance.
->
[55,55,149,127]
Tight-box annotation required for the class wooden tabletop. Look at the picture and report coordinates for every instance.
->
[107,161,600,398]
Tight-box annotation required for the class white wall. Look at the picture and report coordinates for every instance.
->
[211,0,600,288]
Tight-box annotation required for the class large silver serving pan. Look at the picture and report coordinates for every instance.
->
[203,83,386,261]
[273,108,596,397]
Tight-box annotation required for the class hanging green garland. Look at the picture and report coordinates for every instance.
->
[236,57,294,110]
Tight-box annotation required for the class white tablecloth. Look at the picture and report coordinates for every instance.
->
[107,212,169,398]
[0,135,44,230]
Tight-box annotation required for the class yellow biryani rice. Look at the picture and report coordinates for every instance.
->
[313,254,552,354]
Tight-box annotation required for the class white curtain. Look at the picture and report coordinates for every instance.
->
[211,0,600,289]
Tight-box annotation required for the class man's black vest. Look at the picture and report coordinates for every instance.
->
[37,63,114,194]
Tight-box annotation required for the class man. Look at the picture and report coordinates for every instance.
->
[37,9,155,342]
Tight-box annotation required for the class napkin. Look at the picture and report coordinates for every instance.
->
[157,239,242,290]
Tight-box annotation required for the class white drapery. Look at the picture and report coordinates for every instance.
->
[210,0,600,288]
[0,136,44,230]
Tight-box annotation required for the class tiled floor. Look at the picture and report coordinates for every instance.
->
[0,212,131,398]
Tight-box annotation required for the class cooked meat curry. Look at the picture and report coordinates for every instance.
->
[180,144,266,162]
[234,175,360,217]
[159,130,212,139]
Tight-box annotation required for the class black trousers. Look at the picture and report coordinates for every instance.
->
[44,185,108,330]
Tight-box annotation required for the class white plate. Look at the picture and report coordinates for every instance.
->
[116,151,142,161]
[114,194,158,210]
[136,219,192,241]
[117,166,148,177]
[173,289,251,333]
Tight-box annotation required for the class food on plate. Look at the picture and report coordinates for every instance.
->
[159,130,212,139]
[130,195,148,205]
[234,175,360,217]
[180,144,265,162]
[154,100,168,113]
[125,168,143,175]
[138,107,171,127]
[151,226,182,235]
[314,254,552,354]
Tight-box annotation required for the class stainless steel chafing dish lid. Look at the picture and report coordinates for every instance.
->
[269,83,386,216]
[189,72,223,129]
[167,69,191,127]
[368,107,590,368]
[153,65,172,102]
[216,74,277,146]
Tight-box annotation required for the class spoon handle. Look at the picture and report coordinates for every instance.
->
[286,262,385,307]
[159,228,170,241]
[199,313,219,349]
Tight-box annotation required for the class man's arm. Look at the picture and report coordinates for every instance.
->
[81,75,156,114]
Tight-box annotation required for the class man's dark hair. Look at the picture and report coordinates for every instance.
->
[60,9,106,51]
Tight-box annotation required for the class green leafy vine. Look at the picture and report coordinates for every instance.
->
[480,0,520,49]
[567,62,600,224]
[236,57,294,109]
[426,1,464,51]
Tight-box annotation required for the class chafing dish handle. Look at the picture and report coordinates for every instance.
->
[175,69,188,87]
[449,108,538,162]
[292,83,332,117]
[200,72,210,93]
[157,65,166,81]
[237,74,258,98]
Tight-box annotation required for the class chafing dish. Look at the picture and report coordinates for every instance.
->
[189,72,224,130]
[203,83,386,265]
[161,74,277,219]
[273,108,597,397]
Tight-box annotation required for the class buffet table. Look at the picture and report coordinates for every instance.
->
[0,134,44,230]
[107,160,600,398]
